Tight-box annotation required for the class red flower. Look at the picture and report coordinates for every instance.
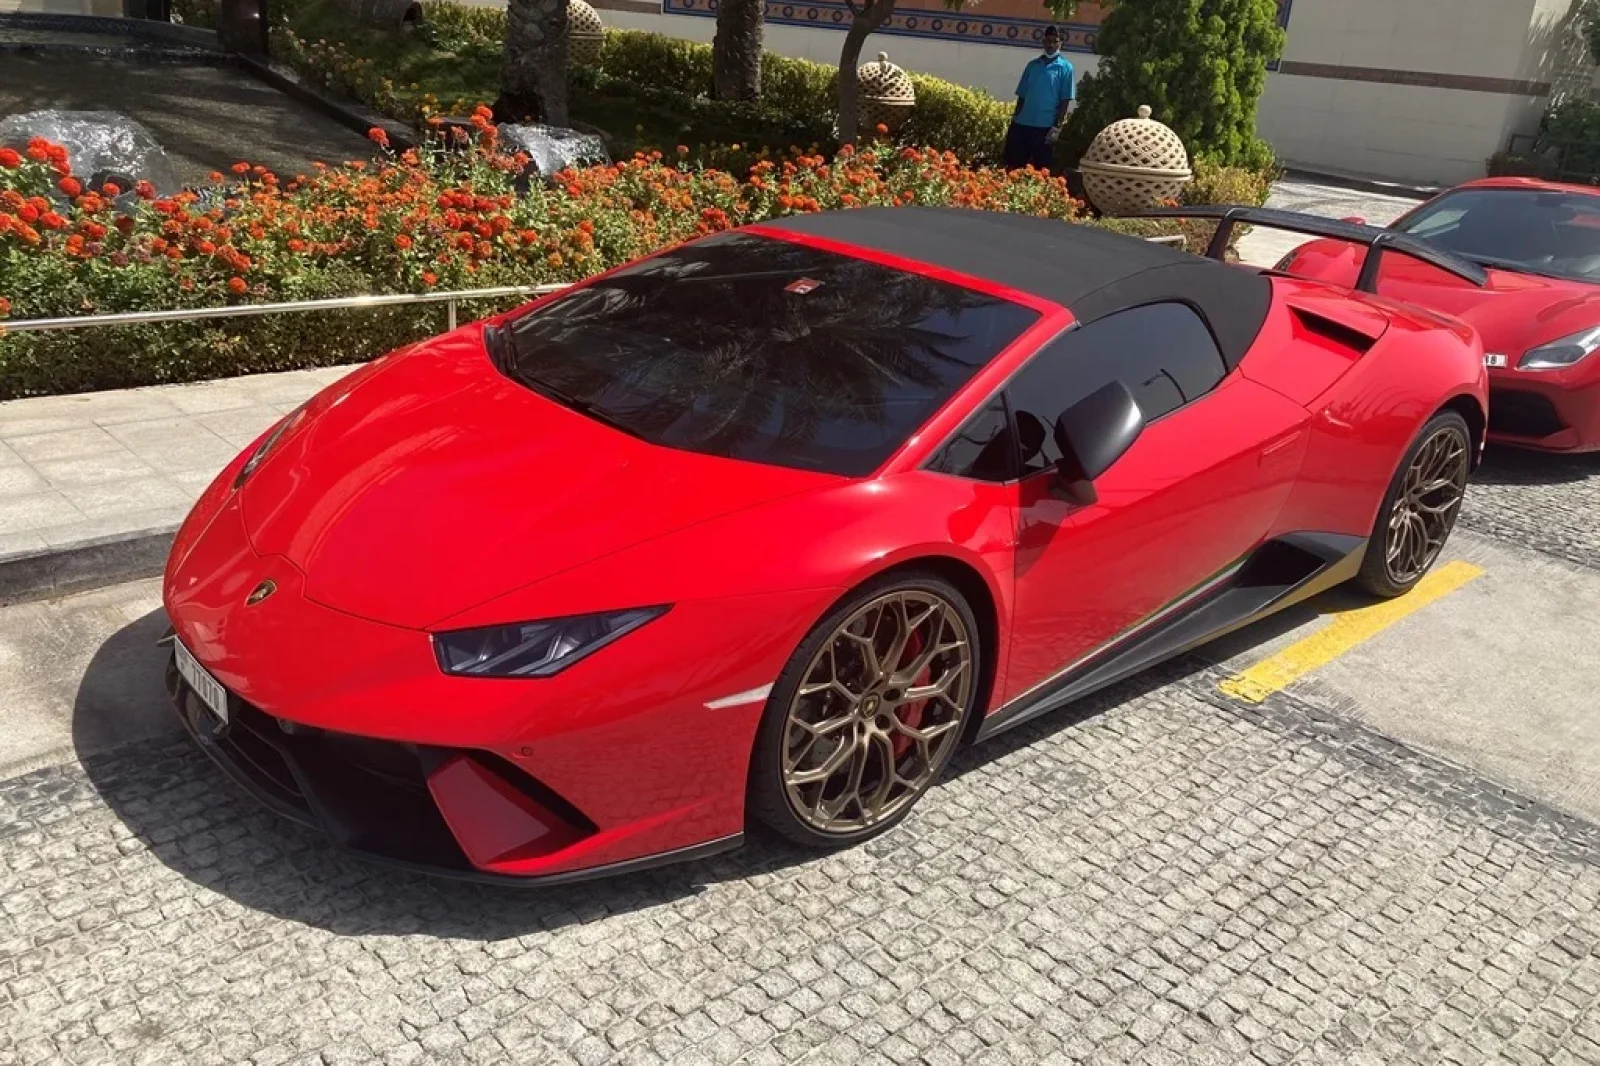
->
[59,177,83,198]
[38,211,66,231]
[393,233,413,250]
[421,271,437,286]
[368,127,390,148]
[17,203,39,223]
[227,276,248,295]
[0,148,19,168]
[231,162,251,175]
[0,296,10,316]
[208,171,224,183]
[102,181,121,197]
[134,180,156,200]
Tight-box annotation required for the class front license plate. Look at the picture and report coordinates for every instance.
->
[1485,353,1508,368]
[175,640,229,725]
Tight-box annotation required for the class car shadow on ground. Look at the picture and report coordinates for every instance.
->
[1474,444,1600,486]
[73,589,1328,938]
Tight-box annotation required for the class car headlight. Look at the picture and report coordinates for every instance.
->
[1520,325,1600,370]
[233,404,309,488]
[432,606,668,678]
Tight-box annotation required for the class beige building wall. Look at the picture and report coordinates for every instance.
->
[607,0,1587,186]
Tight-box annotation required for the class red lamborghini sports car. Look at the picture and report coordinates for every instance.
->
[163,205,1489,885]
[1278,177,1600,452]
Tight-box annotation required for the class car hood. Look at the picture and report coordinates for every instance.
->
[241,327,839,628]
[1285,239,1600,356]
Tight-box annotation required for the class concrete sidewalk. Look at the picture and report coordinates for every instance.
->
[0,366,354,593]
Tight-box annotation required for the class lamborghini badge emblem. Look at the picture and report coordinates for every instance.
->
[246,579,277,606]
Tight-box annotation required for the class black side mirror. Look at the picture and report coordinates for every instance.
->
[1052,380,1144,504]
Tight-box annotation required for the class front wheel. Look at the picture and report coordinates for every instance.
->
[747,573,981,848]
[1356,410,1472,598]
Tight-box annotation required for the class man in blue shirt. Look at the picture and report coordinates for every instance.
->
[1004,25,1075,171]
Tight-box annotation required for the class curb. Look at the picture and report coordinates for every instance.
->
[233,53,417,153]
[1280,166,1442,201]
[0,526,175,606]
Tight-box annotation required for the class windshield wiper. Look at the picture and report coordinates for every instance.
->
[1461,254,1573,281]
[484,324,646,439]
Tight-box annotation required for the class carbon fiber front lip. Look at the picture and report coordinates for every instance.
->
[163,652,744,887]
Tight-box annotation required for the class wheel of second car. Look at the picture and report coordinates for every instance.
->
[1356,409,1472,598]
[747,573,981,847]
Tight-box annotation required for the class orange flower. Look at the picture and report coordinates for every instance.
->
[227,276,248,295]
[368,127,390,148]
[0,296,9,316]
[58,177,82,197]
[393,233,413,250]
[421,271,437,286]
[208,171,224,183]
[0,148,19,168]
[38,211,66,231]
[102,182,121,196]
[231,162,251,175]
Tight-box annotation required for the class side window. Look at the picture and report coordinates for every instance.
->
[1009,303,1227,475]
[927,396,1015,482]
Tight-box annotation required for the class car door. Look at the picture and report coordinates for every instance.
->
[998,301,1312,708]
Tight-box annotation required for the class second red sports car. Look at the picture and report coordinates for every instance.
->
[163,205,1488,884]
[1279,177,1600,452]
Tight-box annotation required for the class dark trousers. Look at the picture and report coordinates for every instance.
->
[1003,122,1054,171]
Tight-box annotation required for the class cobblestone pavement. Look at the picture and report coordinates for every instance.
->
[1462,448,1600,572]
[7,662,1600,1066]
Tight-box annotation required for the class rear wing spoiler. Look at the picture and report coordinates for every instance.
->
[1128,205,1488,293]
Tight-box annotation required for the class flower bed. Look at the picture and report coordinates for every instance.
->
[0,120,1087,399]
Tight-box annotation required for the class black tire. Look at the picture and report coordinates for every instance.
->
[748,571,983,848]
[1355,410,1472,598]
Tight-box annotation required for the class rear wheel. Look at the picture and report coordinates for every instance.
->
[1356,410,1472,598]
[748,573,980,848]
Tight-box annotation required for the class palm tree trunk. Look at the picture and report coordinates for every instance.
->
[497,0,570,126]
[836,0,894,145]
[712,0,764,101]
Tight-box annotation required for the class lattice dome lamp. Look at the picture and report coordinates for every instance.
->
[569,0,605,66]
[1079,105,1193,216]
[857,52,916,137]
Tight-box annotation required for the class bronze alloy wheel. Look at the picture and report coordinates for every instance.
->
[1385,422,1470,586]
[780,590,974,835]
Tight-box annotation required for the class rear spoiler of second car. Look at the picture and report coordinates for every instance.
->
[1129,205,1489,293]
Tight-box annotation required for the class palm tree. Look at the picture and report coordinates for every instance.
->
[497,0,570,125]
[712,0,764,101]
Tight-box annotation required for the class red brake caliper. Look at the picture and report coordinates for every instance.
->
[893,630,928,759]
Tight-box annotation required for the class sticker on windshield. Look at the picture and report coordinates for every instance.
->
[785,278,823,294]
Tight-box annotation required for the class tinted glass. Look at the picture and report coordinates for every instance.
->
[1394,188,1600,283]
[927,396,1014,482]
[1009,302,1226,475]
[494,233,1040,476]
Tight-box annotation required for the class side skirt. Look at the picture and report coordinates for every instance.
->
[973,532,1366,743]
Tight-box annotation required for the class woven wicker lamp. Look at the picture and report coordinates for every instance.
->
[857,52,916,137]
[1079,105,1193,216]
[569,0,605,66]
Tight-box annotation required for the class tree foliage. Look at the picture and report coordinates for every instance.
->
[1061,0,1284,170]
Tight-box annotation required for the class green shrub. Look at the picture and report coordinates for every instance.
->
[1181,158,1277,207]
[599,28,714,96]
[1062,0,1283,171]
[901,75,1013,166]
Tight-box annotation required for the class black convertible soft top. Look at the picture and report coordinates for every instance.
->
[761,206,1273,369]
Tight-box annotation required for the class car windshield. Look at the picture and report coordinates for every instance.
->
[1394,187,1600,283]
[491,232,1040,476]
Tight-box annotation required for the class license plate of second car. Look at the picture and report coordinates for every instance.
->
[1484,353,1508,367]
[175,639,229,725]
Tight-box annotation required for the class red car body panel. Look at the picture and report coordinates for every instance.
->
[1279,177,1600,451]
[163,210,1487,884]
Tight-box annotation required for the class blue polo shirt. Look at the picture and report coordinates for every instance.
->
[1015,53,1075,129]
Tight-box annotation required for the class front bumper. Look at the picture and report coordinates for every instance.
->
[1487,370,1600,452]
[165,650,742,885]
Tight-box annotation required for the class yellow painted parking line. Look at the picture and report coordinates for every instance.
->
[1218,560,1485,703]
